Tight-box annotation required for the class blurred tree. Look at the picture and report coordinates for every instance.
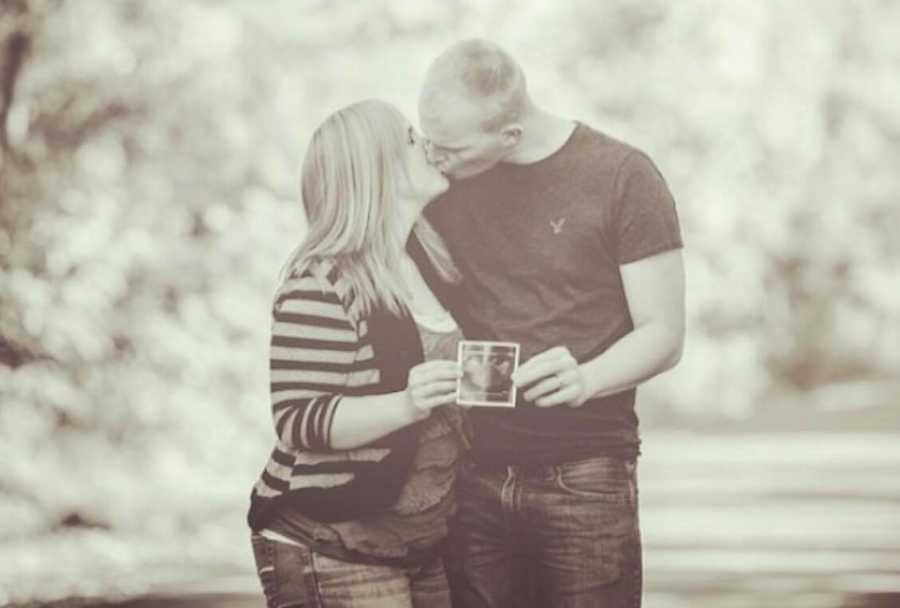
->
[0,0,31,158]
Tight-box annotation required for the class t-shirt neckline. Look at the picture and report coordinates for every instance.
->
[497,120,581,171]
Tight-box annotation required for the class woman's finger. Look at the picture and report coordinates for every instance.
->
[411,364,461,385]
[412,359,460,375]
[418,391,459,410]
[411,380,459,400]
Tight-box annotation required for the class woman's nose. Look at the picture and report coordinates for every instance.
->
[424,140,442,164]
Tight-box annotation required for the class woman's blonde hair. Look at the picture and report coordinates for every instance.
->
[282,99,459,316]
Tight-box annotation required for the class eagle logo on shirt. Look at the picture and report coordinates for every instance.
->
[550,217,566,234]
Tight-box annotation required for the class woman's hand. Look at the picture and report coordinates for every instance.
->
[405,360,461,420]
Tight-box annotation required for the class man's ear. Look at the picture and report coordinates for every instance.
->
[500,124,523,147]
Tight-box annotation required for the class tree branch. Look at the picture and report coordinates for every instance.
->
[1,1,32,153]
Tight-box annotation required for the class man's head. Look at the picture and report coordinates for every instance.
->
[419,39,530,179]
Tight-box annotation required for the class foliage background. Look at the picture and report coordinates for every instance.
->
[1,0,898,603]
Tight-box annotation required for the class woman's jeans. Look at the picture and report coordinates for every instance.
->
[446,456,643,608]
[250,534,452,608]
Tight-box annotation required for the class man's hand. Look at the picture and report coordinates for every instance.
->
[512,346,587,407]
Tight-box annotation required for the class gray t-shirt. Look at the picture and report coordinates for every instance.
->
[426,123,683,464]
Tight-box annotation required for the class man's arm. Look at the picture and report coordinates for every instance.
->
[514,248,685,407]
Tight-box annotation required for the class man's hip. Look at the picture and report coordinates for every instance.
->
[448,455,642,607]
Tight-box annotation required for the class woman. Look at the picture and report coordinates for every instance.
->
[247,99,468,608]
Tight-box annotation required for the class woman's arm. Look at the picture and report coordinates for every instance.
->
[269,272,458,452]
[328,359,460,450]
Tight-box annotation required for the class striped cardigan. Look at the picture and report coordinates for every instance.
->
[247,257,424,528]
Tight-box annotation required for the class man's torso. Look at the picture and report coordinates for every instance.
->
[426,123,681,464]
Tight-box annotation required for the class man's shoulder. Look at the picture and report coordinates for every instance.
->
[572,122,644,165]
[573,124,672,193]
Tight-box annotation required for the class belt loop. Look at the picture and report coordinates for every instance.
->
[549,463,562,485]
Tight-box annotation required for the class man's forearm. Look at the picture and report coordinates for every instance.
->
[579,322,683,400]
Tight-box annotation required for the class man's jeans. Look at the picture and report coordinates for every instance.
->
[447,456,642,608]
[251,534,452,608]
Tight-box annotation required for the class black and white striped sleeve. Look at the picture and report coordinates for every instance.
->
[268,273,361,451]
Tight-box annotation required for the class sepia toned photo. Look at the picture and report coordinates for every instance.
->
[2,2,899,607]
[457,341,519,407]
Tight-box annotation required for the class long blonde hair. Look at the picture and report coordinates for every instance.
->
[282,99,459,316]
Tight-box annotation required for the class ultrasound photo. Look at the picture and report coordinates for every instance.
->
[457,341,520,407]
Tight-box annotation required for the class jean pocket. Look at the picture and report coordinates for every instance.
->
[553,458,633,504]
[251,534,316,608]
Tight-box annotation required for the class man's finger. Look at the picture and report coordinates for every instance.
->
[535,386,580,408]
[523,375,561,402]
[512,357,566,387]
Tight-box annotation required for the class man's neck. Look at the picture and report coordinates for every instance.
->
[503,108,576,165]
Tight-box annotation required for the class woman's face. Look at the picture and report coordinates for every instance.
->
[397,124,449,205]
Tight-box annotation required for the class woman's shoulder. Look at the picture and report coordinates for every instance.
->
[274,258,362,328]
[276,259,335,300]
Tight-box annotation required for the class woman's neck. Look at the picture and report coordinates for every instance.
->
[397,198,426,239]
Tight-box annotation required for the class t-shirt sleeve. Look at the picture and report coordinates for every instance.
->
[610,151,683,264]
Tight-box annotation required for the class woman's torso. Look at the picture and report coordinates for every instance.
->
[259,254,468,565]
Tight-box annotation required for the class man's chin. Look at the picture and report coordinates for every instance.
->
[447,160,499,181]
[446,167,480,182]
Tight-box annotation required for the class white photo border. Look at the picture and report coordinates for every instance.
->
[456,340,520,407]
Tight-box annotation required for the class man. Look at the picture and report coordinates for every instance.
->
[419,39,685,607]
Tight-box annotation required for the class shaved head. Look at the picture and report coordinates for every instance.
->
[420,39,529,133]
